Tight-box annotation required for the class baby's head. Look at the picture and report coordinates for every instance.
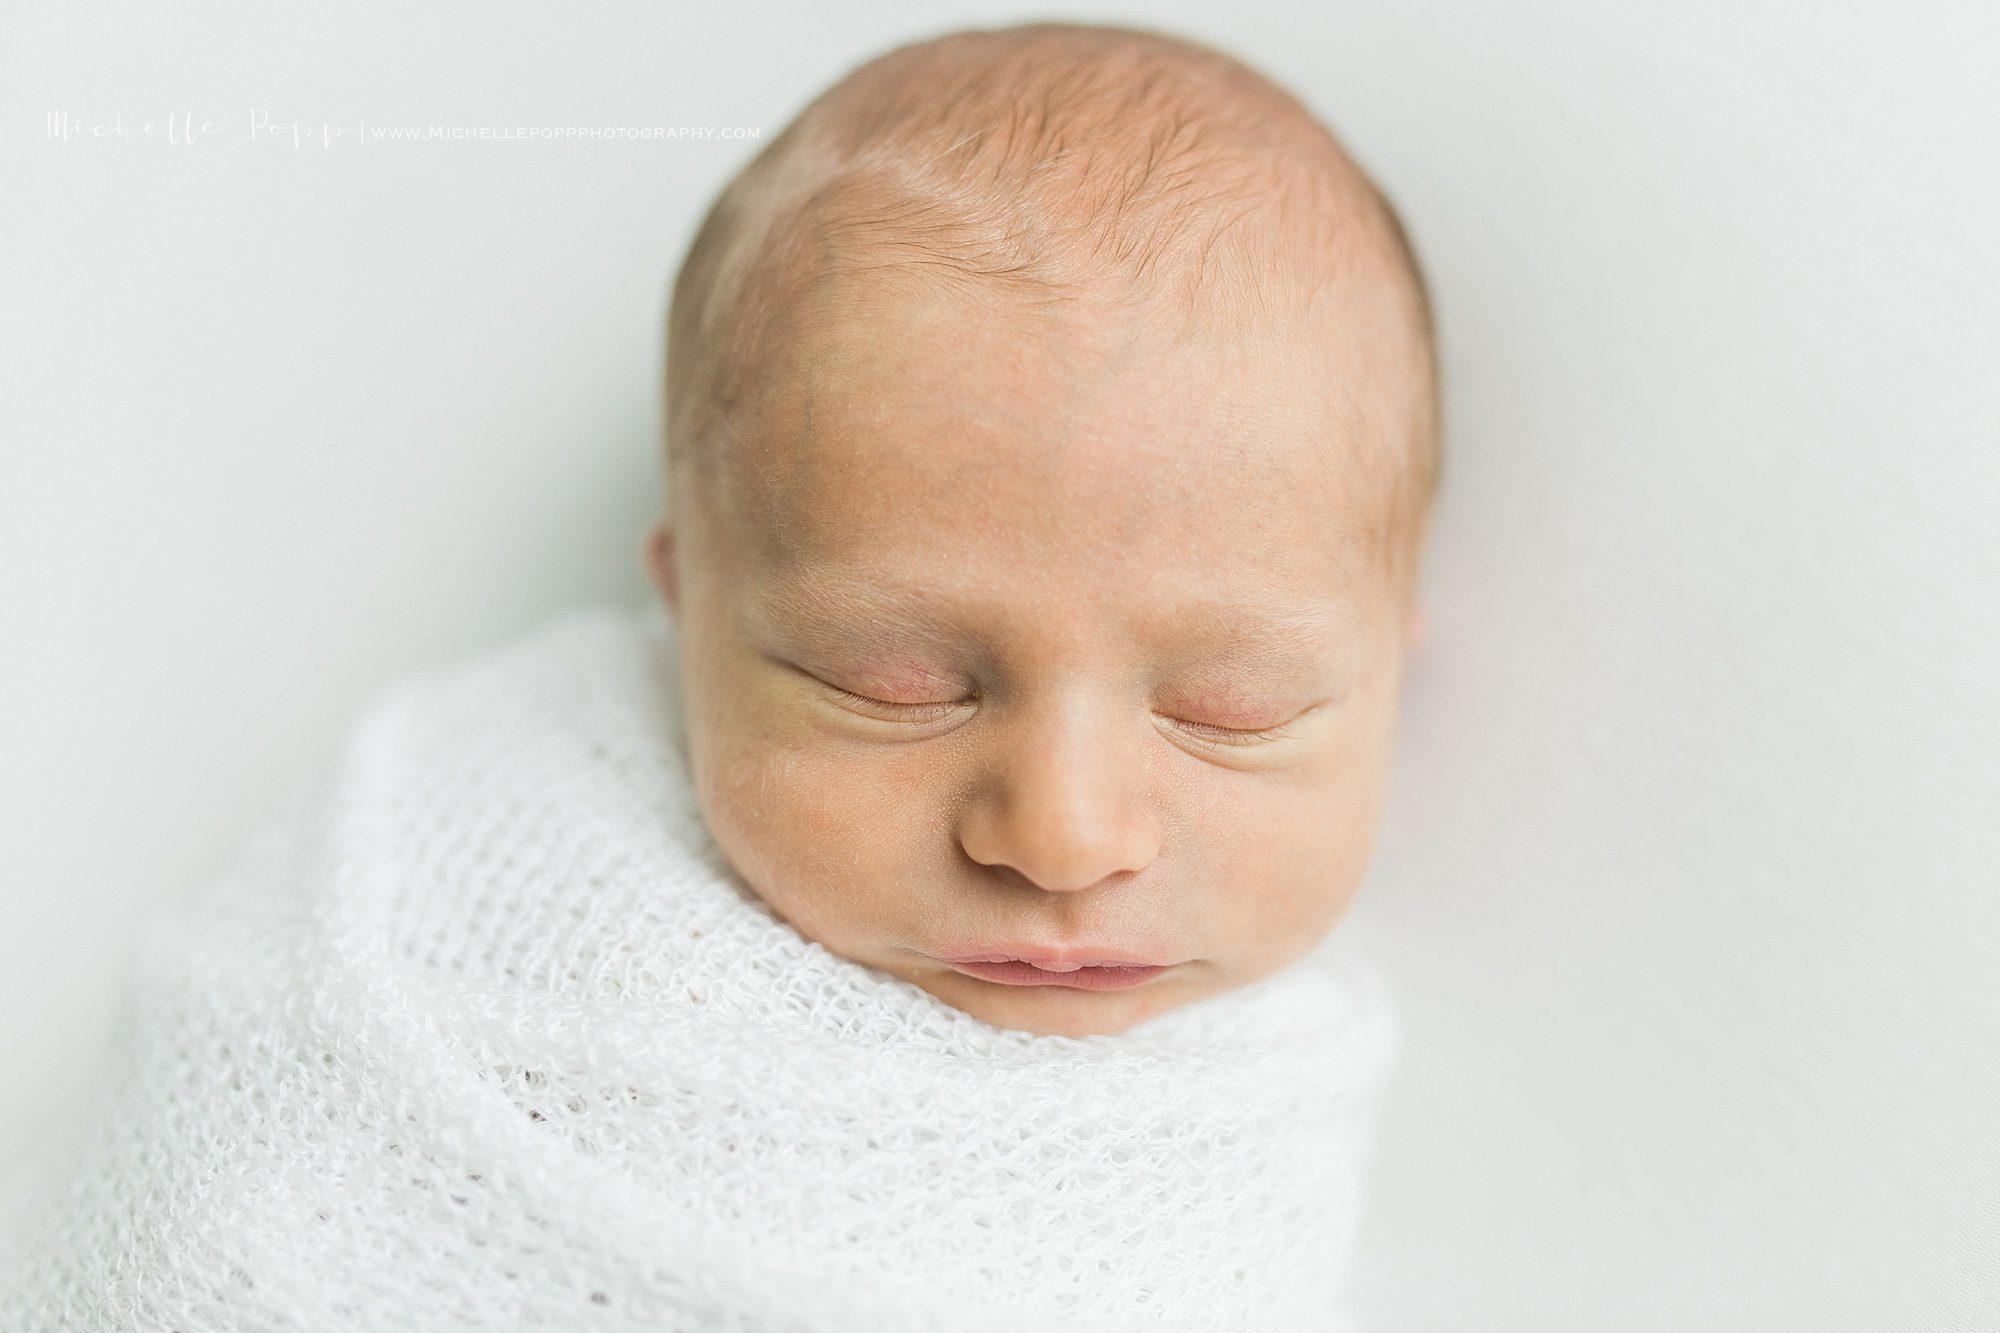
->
[645,21,1440,1038]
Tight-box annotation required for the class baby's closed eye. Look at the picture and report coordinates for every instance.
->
[798,663,1332,746]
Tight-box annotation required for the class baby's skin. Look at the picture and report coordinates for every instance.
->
[646,22,1436,1038]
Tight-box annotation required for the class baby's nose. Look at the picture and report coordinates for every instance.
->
[954,711,1163,893]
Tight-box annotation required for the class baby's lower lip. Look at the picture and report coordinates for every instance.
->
[943,959,1172,990]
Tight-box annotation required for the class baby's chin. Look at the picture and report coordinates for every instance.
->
[899,956,1215,1039]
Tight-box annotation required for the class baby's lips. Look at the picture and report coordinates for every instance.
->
[932,944,1185,971]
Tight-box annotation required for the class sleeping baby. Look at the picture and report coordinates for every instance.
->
[0,19,1440,1333]
[650,18,1438,1043]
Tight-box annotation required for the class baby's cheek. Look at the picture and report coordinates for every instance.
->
[1215,779,1376,961]
[702,739,900,906]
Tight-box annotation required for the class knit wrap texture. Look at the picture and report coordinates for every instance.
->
[0,599,1402,1332]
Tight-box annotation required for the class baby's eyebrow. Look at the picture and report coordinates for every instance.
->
[1165,594,1367,670]
[752,569,1363,670]
[752,571,966,647]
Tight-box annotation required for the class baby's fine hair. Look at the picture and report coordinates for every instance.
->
[663,20,1441,581]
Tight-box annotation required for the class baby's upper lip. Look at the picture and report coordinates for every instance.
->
[932,946,1181,972]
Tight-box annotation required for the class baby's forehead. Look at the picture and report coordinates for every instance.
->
[669,25,1438,591]
[757,258,1413,490]
[729,406,1381,625]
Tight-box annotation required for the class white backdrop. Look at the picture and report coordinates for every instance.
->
[3,2,1995,1328]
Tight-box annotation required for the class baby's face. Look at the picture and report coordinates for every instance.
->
[650,276,1419,1038]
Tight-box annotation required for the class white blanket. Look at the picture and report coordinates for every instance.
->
[0,598,1401,1332]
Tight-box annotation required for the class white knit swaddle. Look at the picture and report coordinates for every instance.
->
[0,599,1401,1332]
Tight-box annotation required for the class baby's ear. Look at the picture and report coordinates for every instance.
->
[644,523,682,617]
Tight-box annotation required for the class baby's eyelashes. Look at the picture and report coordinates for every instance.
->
[796,663,1330,750]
